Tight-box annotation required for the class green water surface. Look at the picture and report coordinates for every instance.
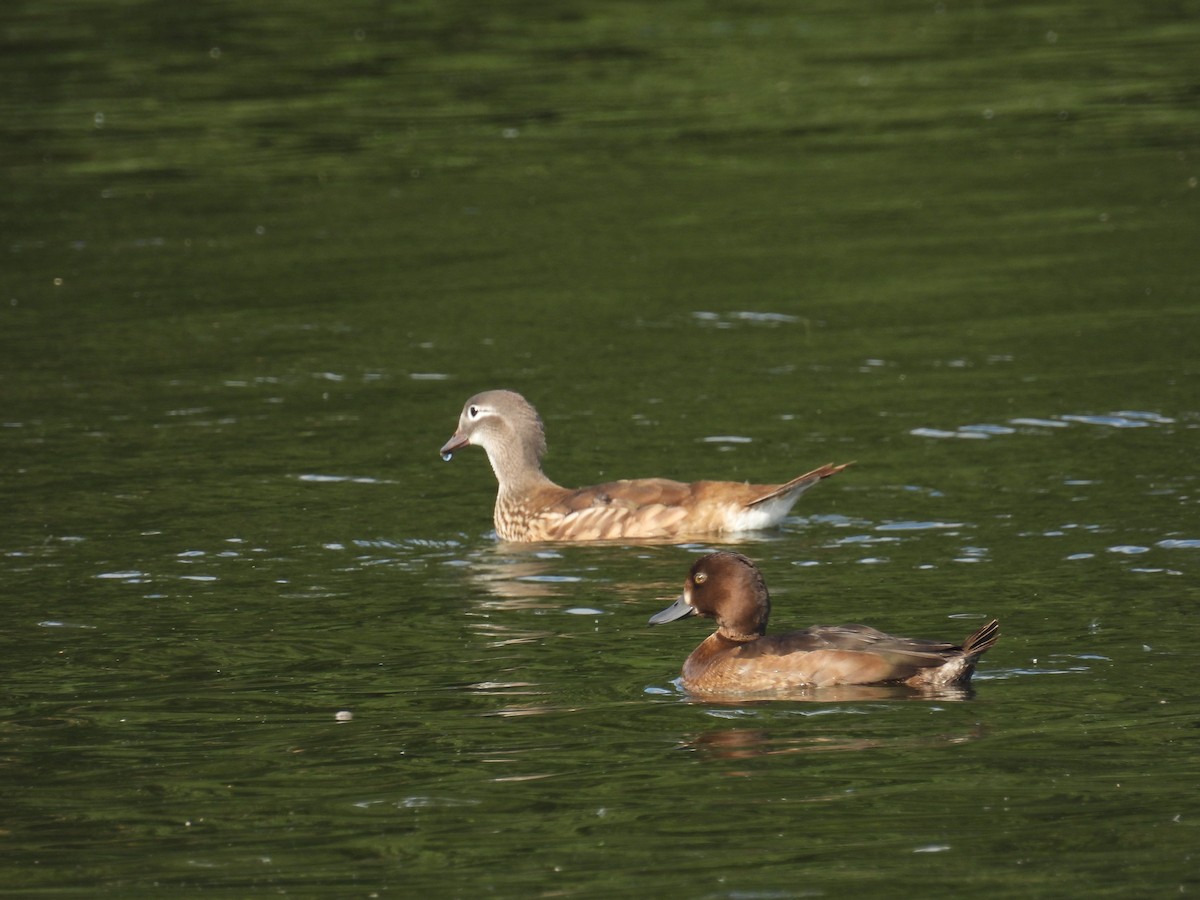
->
[3,1,1199,896]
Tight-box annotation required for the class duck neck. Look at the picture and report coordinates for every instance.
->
[487,433,557,496]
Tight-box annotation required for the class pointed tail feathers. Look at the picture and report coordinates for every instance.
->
[961,619,1000,659]
[747,461,853,507]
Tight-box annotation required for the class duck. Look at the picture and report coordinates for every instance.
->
[439,390,850,542]
[649,551,999,694]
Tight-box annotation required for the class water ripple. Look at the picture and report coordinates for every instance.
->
[1009,417,1070,428]
[95,570,150,582]
[913,409,1174,439]
[295,473,395,484]
[876,520,966,532]
[392,796,481,810]
[910,427,990,440]
[831,534,901,545]
[959,424,1016,436]
[700,434,753,444]
[1158,538,1200,549]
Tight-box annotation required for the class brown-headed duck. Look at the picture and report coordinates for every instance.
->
[650,551,999,695]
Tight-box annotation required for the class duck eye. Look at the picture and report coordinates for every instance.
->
[468,406,479,418]
[693,571,707,584]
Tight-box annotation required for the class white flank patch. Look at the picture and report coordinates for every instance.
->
[727,498,793,531]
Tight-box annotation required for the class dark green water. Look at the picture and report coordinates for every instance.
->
[3,1,1199,895]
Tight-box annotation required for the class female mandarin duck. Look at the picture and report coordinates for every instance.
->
[439,390,850,542]
[650,552,999,694]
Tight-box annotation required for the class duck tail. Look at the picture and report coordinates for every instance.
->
[961,619,1000,659]
[747,461,854,506]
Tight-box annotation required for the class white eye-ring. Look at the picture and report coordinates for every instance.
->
[468,406,480,419]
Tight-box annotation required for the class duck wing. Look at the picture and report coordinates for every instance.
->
[530,478,695,540]
[731,625,967,687]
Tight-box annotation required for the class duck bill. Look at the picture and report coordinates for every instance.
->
[649,595,697,625]
[439,432,470,461]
